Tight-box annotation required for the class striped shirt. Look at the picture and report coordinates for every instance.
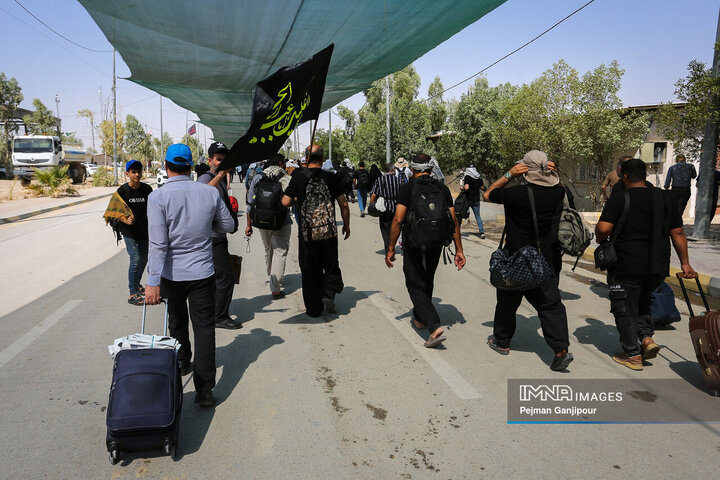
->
[370,169,408,213]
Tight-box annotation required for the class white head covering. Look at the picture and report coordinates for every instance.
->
[344,158,353,168]
[322,159,334,172]
[464,166,481,180]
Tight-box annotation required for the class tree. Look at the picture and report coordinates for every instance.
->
[124,114,153,167]
[99,119,125,156]
[23,99,57,135]
[152,132,174,165]
[0,73,24,177]
[314,127,356,165]
[77,108,97,152]
[61,132,83,146]
[428,76,448,133]
[181,133,204,162]
[335,105,357,139]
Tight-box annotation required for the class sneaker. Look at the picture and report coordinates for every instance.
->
[322,297,338,314]
[360,213,365,218]
[479,232,486,239]
[215,318,243,329]
[641,337,660,360]
[550,350,574,371]
[194,390,215,407]
[272,291,286,300]
[127,293,144,306]
[487,336,510,355]
[612,352,643,371]
[178,360,192,376]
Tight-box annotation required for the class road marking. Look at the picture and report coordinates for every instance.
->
[368,293,481,400]
[0,300,81,369]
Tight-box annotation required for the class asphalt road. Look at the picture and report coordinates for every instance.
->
[0,182,719,479]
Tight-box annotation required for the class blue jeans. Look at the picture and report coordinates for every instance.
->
[468,201,484,233]
[124,237,148,295]
[357,188,368,213]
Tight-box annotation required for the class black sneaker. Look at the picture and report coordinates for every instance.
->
[479,232,486,239]
[194,390,215,407]
[215,318,243,329]
[178,360,192,376]
[127,293,144,306]
[550,351,574,371]
[322,297,337,314]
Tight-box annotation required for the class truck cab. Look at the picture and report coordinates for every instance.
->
[11,135,88,183]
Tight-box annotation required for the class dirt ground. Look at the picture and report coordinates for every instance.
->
[0,178,97,203]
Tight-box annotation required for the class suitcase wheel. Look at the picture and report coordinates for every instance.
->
[163,440,176,459]
[109,448,119,465]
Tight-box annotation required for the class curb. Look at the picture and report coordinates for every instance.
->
[0,192,114,225]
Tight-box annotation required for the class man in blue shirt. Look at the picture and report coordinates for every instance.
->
[145,143,236,407]
[664,154,697,219]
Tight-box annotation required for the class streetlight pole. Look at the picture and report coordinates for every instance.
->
[112,47,118,185]
[385,76,391,165]
[328,109,332,164]
[54,94,60,136]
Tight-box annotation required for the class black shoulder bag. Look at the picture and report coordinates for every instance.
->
[593,190,630,271]
[489,187,553,291]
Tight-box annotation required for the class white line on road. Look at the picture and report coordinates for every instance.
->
[368,293,481,400]
[0,300,82,369]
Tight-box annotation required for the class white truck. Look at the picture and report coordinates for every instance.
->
[11,134,90,184]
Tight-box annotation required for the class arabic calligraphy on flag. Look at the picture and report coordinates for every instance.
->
[219,44,334,169]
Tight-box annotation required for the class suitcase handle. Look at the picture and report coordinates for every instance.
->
[141,299,169,336]
[675,272,710,318]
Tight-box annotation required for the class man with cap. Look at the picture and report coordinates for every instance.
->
[145,143,236,407]
[385,153,466,348]
[198,141,242,330]
[115,159,153,305]
[483,150,573,371]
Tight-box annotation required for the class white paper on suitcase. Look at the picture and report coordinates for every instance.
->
[108,334,180,358]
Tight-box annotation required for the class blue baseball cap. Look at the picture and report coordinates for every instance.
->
[165,143,193,165]
[125,159,142,172]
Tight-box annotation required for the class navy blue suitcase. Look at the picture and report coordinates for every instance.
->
[650,281,681,327]
[106,302,182,464]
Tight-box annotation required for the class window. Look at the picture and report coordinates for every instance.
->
[13,138,53,153]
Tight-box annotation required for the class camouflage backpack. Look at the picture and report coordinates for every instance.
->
[300,170,338,242]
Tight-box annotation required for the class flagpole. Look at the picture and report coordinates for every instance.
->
[310,119,318,149]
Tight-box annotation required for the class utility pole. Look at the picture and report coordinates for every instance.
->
[112,47,118,185]
[54,94,60,136]
[328,109,332,164]
[693,6,720,239]
[160,96,164,164]
[385,76,391,165]
[185,110,188,140]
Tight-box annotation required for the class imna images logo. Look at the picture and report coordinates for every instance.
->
[519,384,573,402]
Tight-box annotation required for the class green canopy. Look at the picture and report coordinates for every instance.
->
[78,0,506,145]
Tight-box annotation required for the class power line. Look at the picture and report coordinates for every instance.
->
[426,0,597,102]
[12,0,113,53]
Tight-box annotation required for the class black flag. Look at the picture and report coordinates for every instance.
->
[219,44,334,169]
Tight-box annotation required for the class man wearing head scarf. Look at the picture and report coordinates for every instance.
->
[462,164,486,239]
[483,150,573,371]
[429,157,445,184]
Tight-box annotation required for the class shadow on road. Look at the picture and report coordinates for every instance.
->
[279,286,379,324]
[573,317,618,356]
[177,328,284,458]
[480,315,553,364]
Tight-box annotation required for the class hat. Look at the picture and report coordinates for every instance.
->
[395,157,408,169]
[519,150,559,187]
[125,159,142,172]
[165,143,193,165]
[208,141,229,157]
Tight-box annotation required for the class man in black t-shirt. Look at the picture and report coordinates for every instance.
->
[385,154,466,348]
[484,150,573,372]
[282,145,350,317]
[462,165,485,238]
[116,160,153,305]
[596,158,695,371]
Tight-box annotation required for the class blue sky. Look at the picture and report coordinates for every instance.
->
[0,0,717,152]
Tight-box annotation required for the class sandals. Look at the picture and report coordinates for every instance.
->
[424,335,446,348]
[487,336,509,355]
[127,293,144,306]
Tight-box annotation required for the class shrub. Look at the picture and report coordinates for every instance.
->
[28,165,78,197]
[92,166,115,187]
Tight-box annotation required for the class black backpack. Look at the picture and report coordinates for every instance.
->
[403,176,455,248]
[300,170,338,241]
[251,174,287,230]
[356,169,370,189]
[454,191,470,220]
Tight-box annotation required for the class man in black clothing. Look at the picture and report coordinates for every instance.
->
[198,141,242,329]
[483,150,573,371]
[596,158,695,371]
[386,154,466,348]
[462,164,485,238]
[282,145,350,317]
[116,160,153,305]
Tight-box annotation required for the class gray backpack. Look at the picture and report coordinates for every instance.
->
[557,195,593,269]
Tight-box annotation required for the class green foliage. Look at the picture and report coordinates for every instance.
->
[152,132,174,162]
[0,73,24,176]
[181,134,204,161]
[656,60,720,158]
[428,76,447,133]
[61,132,83,146]
[28,165,78,197]
[23,99,57,135]
[92,165,115,187]
[99,119,125,155]
[124,114,154,168]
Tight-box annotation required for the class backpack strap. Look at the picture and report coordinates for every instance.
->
[527,186,542,251]
[608,190,630,244]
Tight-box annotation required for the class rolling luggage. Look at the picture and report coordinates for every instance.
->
[106,301,182,464]
[650,281,681,327]
[676,273,720,396]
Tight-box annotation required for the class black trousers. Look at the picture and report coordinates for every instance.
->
[493,273,569,353]
[212,237,235,323]
[672,186,691,219]
[161,275,216,394]
[403,246,442,334]
[379,211,394,252]
[298,236,344,316]
[609,273,663,356]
